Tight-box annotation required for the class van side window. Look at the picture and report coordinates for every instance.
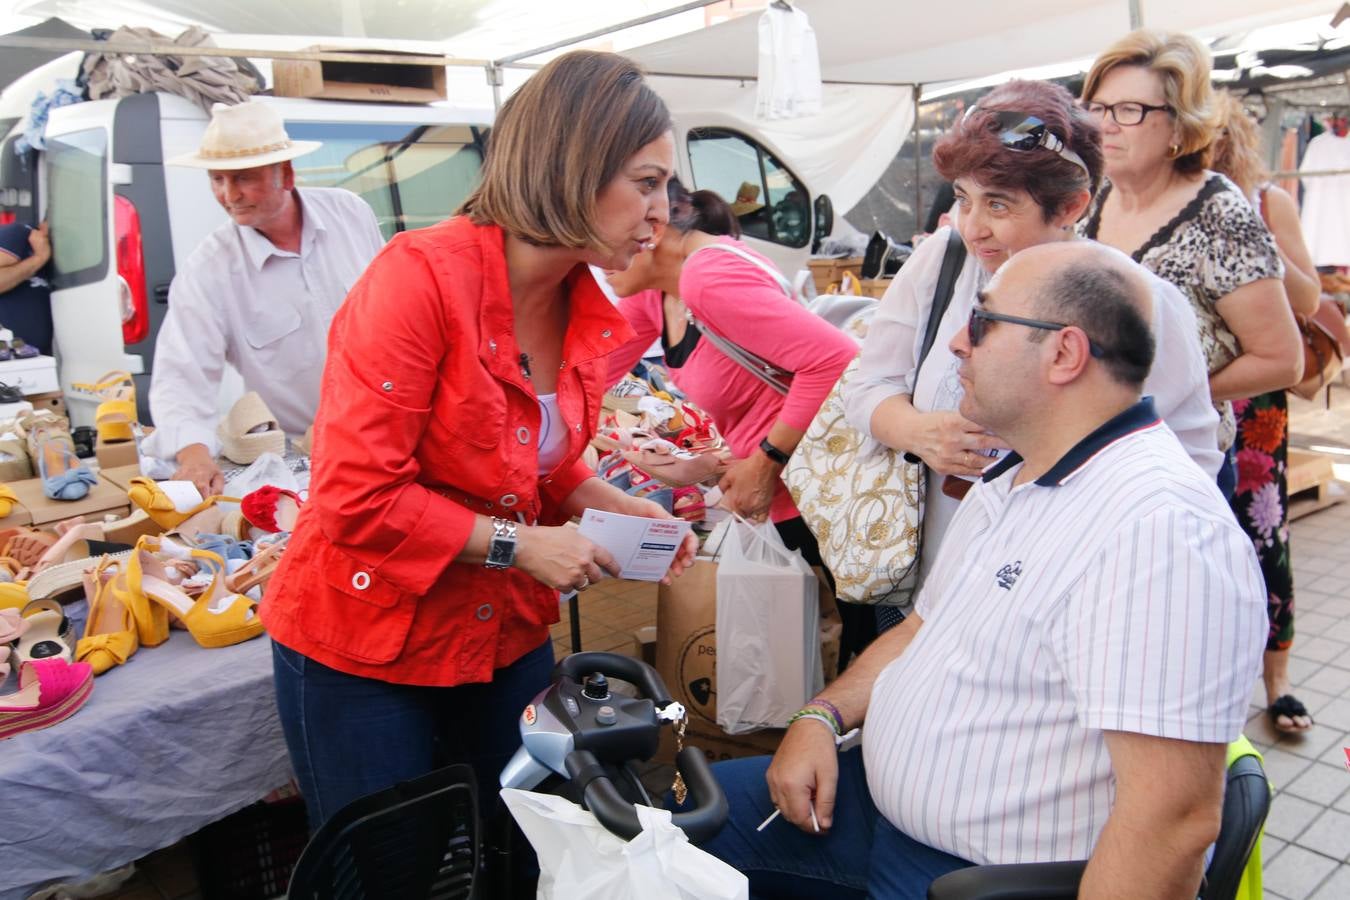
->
[284,122,485,239]
[47,128,110,288]
[687,127,810,249]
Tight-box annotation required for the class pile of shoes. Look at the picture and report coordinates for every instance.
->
[592,388,727,524]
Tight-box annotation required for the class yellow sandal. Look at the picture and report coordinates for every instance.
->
[127,477,239,532]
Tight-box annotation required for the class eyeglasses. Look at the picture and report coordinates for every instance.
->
[968,307,1105,358]
[964,107,1091,176]
[1081,100,1173,127]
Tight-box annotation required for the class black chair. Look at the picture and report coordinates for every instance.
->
[928,753,1271,900]
[287,764,479,900]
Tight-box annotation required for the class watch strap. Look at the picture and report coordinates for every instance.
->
[759,437,791,466]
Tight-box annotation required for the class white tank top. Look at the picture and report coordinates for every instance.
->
[536,393,569,475]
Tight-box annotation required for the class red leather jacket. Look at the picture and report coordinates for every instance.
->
[261,218,634,686]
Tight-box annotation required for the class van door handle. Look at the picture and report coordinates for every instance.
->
[153,284,171,304]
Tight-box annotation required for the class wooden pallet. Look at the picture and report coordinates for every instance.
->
[1287,448,1341,520]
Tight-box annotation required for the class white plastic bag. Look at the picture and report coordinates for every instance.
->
[715,518,823,734]
[501,789,747,900]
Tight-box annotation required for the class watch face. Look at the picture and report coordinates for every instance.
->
[487,536,515,567]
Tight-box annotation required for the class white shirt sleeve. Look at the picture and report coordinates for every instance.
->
[147,263,230,458]
[841,228,950,435]
[1053,508,1266,744]
[1140,273,1223,477]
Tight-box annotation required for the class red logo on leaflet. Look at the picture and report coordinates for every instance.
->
[523,705,537,727]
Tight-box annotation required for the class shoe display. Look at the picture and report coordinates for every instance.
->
[76,560,138,676]
[16,412,97,502]
[123,536,264,649]
[70,370,138,443]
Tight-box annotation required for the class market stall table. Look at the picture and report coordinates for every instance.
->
[0,628,290,900]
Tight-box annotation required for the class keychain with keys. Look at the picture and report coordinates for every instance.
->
[657,701,690,805]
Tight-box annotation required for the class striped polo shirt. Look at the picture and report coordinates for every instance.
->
[862,398,1266,866]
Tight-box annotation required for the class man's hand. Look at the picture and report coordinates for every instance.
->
[765,718,840,834]
[174,443,224,498]
[716,453,780,522]
[27,222,50,268]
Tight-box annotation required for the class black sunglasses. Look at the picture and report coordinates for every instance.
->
[968,307,1105,358]
[964,107,1091,176]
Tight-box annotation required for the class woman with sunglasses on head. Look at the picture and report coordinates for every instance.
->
[1208,91,1320,735]
[1078,30,1301,500]
[843,78,1220,611]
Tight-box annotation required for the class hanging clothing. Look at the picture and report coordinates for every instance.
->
[1298,131,1350,267]
[755,4,822,120]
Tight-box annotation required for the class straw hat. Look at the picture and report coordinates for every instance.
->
[167,102,321,170]
[730,181,764,217]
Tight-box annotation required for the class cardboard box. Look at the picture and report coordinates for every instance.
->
[860,277,892,299]
[0,356,59,396]
[653,558,839,764]
[274,47,447,103]
[98,463,144,493]
[6,475,129,526]
[24,390,65,420]
[807,257,863,294]
[95,435,139,470]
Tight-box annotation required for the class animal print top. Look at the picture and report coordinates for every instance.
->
[1081,173,1284,451]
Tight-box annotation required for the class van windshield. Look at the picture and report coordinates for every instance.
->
[46,128,109,288]
[285,121,485,239]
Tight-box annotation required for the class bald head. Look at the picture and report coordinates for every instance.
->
[998,242,1156,387]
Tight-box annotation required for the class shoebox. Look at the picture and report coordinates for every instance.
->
[0,355,59,396]
[25,390,66,420]
[273,47,447,103]
[3,475,130,527]
[95,430,149,471]
[98,463,143,493]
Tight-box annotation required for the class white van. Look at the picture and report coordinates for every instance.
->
[1,83,834,428]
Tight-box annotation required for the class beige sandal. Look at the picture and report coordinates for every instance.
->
[217,393,285,464]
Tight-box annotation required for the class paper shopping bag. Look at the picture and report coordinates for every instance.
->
[715,519,823,734]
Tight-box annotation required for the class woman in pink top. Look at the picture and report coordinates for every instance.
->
[606,179,867,661]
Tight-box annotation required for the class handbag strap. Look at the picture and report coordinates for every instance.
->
[917,228,968,377]
[683,243,795,396]
[901,229,967,465]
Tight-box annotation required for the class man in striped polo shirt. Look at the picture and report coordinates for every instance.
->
[701,241,1266,899]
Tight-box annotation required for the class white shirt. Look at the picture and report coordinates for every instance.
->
[536,393,568,475]
[841,228,1221,587]
[147,187,384,457]
[756,4,822,119]
[863,400,1265,865]
[1299,132,1350,267]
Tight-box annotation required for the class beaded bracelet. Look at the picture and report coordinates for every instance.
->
[789,703,843,735]
[807,698,845,732]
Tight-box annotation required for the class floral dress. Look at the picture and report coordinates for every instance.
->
[1083,173,1290,651]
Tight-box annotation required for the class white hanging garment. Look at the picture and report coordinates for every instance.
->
[756,4,822,120]
[1299,131,1350,267]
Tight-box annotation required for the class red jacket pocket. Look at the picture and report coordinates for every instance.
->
[298,539,418,665]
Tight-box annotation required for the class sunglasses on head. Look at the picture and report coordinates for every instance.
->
[968,307,1105,358]
[964,107,1091,176]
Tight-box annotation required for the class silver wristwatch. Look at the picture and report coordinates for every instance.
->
[485,517,518,570]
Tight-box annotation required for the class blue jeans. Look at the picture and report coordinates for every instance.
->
[272,638,554,831]
[699,749,972,899]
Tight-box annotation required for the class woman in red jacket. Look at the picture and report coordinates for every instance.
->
[260,50,696,831]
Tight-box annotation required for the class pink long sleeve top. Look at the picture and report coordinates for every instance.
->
[607,237,856,523]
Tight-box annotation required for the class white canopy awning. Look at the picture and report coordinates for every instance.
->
[624,0,1335,86]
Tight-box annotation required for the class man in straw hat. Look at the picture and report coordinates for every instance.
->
[145,101,384,496]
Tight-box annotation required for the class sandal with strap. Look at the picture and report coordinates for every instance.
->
[76,565,139,676]
[240,486,303,534]
[127,477,239,532]
[14,598,74,665]
[1268,694,1314,734]
[225,533,288,596]
[70,370,135,402]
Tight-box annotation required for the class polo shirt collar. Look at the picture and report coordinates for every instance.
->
[981,396,1161,487]
[238,189,319,271]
